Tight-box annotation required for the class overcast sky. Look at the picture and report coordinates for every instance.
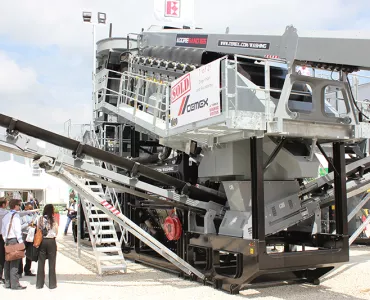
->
[1,0,370,136]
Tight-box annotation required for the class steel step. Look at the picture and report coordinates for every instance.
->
[87,208,104,213]
[98,255,124,261]
[89,222,115,227]
[95,238,118,244]
[101,264,127,272]
[96,246,122,252]
[91,230,116,235]
[88,214,110,218]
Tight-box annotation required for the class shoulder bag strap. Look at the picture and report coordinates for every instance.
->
[6,213,16,240]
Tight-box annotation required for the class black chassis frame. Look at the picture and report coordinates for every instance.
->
[121,138,349,294]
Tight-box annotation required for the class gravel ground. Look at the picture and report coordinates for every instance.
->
[2,215,370,299]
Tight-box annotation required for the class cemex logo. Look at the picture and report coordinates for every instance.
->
[165,0,180,17]
[178,95,209,116]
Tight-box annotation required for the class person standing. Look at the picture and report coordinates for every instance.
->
[1,199,26,290]
[64,198,77,235]
[36,204,58,289]
[19,202,37,277]
[34,199,40,209]
[0,197,9,284]
[297,64,311,76]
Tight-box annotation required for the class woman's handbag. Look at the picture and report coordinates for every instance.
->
[33,217,44,248]
[25,243,39,262]
[4,213,26,261]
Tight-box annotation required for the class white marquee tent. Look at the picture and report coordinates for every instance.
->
[0,153,70,204]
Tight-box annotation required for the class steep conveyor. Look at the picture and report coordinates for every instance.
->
[0,113,226,205]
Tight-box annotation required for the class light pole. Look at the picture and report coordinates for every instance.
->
[82,11,107,126]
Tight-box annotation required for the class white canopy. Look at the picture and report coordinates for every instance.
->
[0,160,46,190]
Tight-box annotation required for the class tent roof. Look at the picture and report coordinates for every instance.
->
[0,160,46,190]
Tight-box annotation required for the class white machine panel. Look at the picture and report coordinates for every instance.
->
[170,58,222,128]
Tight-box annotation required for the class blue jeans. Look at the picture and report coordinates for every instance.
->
[64,216,74,234]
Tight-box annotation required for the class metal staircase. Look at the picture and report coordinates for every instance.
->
[73,130,128,274]
[79,162,127,274]
[88,129,129,249]
[58,169,205,280]
[80,188,127,274]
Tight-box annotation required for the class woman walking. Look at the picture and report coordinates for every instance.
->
[36,204,58,289]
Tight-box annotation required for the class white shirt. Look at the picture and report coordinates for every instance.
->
[1,211,23,243]
[21,212,38,235]
[0,208,8,235]
[297,66,311,76]
[68,202,76,213]
[36,215,58,239]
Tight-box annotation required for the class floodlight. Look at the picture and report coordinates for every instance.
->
[82,11,92,23]
[98,12,106,24]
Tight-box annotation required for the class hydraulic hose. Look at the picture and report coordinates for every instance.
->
[0,114,226,205]
[131,146,172,164]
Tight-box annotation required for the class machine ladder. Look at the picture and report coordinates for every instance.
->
[80,191,127,274]
[52,168,205,280]
[84,130,128,246]
[76,157,127,274]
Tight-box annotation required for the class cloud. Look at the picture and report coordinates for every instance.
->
[1,0,370,137]
[0,0,155,55]
[195,0,370,34]
[0,51,91,135]
[1,0,370,52]
[0,52,38,94]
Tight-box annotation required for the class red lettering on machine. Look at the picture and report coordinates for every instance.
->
[171,73,191,103]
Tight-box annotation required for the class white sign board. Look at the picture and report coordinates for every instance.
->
[170,58,221,128]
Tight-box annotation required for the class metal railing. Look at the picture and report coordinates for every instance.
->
[94,69,170,126]
[71,126,128,246]
[94,55,369,135]
[89,129,128,244]
[225,55,275,122]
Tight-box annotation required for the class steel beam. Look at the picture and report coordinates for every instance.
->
[39,154,222,214]
[263,137,286,172]
[348,193,370,222]
[349,215,370,245]
[250,137,265,240]
[333,142,348,235]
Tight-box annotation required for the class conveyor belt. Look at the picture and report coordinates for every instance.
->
[318,172,370,208]
[300,156,370,197]
[0,113,226,205]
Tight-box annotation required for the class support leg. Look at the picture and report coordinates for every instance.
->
[333,142,348,236]
[250,137,265,240]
